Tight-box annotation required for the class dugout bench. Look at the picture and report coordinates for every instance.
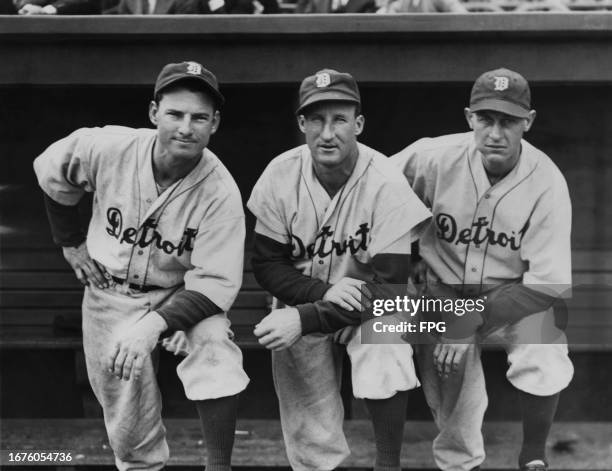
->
[1,184,612,469]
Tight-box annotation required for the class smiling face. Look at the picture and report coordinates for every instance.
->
[465,107,536,177]
[149,85,220,165]
[298,101,364,173]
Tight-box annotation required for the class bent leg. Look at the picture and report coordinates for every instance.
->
[416,343,487,471]
[273,334,349,471]
[177,315,250,471]
[83,285,168,471]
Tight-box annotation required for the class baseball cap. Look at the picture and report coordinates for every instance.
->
[469,68,531,118]
[296,69,361,114]
[154,61,225,107]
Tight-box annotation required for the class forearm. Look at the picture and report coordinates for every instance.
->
[157,290,223,335]
[43,193,86,247]
[252,233,332,305]
[298,253,411,334]
[484,283,557,326]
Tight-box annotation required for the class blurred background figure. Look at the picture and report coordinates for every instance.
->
[14,0,100,14]
[112,0,278,13]
[376,0,467,13]
[295,0,376,12]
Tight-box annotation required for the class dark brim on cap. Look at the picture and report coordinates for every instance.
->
[155,75,225,107]
[470,99,530,119]
[296,91,360,114]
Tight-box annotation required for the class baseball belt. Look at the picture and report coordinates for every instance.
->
[109,275,163,293]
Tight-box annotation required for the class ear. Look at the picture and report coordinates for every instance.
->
[523,110,536,132]
[297,115,306,135]
[211,110,221,135]
[354,114,365,136]
[149,100,158,126]
[464,107,474,130]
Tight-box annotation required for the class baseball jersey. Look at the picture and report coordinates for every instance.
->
[247,142,431,287]
[33,126,245,313]
[391,132,572,298]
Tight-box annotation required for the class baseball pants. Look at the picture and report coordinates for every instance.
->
[82,283,249,471]
[272,319,419,471]
[417,312,574,471]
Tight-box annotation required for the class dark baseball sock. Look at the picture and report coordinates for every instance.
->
[195,394,240,471]
[518,390,560,467]
[364,389,409,471]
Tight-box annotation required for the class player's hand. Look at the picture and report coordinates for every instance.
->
[253,308,302,351]
[107,312,168,381]
[323,277,371,312]
[432,335,476,379]
[62,242,110,289]
[410,260,428,286]
[161,331,190,357]
[18,3,56,13]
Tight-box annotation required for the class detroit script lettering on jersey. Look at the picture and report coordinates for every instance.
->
[106,207,198,256]
[290,223,369,260]
[435,213,528,250]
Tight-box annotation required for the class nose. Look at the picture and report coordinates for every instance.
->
[178,116,193,136]
[489,122,502,140]
[320,121,334,140]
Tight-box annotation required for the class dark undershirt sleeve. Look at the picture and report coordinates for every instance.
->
[251,233,333,305]
[157,290,223,336]
[484,283,557,327]
[43,193,86,247]
[297,253,412,335]
[53,0,99,13]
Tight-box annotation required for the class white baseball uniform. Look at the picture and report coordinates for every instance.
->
[34,126,249,471]
[392,132,574,471]
[247,142,431,471]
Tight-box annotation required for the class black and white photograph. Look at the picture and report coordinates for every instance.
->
[0,7,611,471]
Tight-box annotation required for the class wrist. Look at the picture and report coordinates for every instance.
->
[147,311,169,335]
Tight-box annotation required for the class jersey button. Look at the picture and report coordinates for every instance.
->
[138,250,144,255]
[471,267,477,272]
[484,194,491,199]
[134,274,140,279]
[318,260,324,265]
[146,198,152,204]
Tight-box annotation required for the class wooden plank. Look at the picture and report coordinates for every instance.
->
[3,16,612,86]
[0,307,266,326]
[0,249,256,271]
[0,419,610,469]
[0,271,261,290]
[0,289,267,309]
[2,247,607,273]
[573,250,612,272]
[3,14,612,37]
[2,286,611,310]
[0,324,263,350]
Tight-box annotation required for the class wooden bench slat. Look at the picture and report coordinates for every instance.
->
[1,250,255,271]
[0,308,267,326]
[0,419,610,468]
[0,271,262,290]
[0,290,268,309]
[573,250,612,272]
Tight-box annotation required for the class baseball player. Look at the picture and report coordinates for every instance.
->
[247,69,431,471]
[391,68,573,471]
[33,61,249,471]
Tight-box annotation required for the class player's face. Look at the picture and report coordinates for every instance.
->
[149,88,220,163]
[465,108,536,178]
[298,102,364,171]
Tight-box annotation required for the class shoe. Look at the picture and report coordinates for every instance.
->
[520,460,548,471]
